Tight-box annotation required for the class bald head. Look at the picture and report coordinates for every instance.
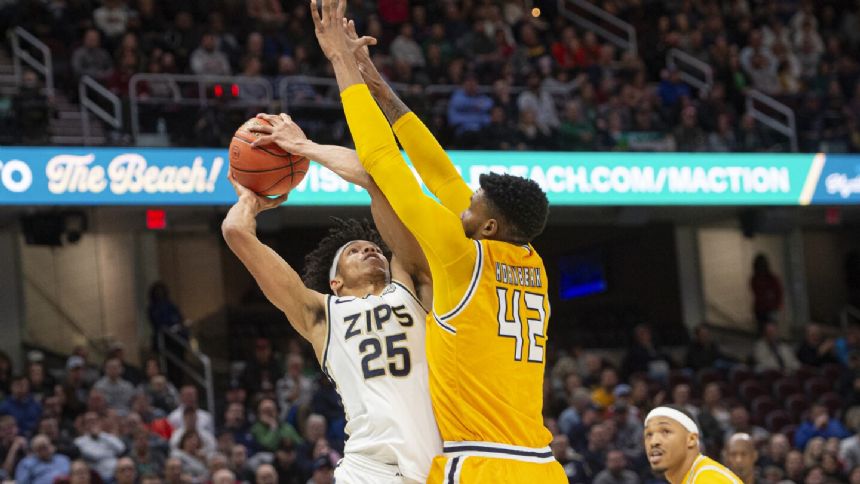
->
[726,433,757,480]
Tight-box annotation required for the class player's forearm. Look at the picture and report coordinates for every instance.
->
[221,198,258,240]
[290,141,371,188]
[359,58,412,125]
[330,54,365,94]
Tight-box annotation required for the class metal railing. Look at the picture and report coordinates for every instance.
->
[558,0,637,54]
[23,277,106,357]
[129,73,274,140]
[7,27,54,96]
[746,89,798,152]
[79,75,122,145]
[157,327,215,413]
[667,48,713,93]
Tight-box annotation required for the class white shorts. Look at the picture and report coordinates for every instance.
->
[333,454,421,484]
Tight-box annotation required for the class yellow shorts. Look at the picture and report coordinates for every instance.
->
[426,442,568,483]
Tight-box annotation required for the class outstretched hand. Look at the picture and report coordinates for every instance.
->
[311,0,376,61]
[249,113,310,155]
[227,170,288,213]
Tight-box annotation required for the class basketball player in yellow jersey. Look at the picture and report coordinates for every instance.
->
[644,405,742,484]
[309,1,566,481]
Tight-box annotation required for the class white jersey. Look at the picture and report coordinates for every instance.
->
[321,281,441,482]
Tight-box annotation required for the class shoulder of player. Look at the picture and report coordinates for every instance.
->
[692,465,742,484]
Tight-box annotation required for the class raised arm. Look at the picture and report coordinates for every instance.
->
[250,113,432,308]
[311,0,475,314]
[347,21,472,215]
[221,175,326,349]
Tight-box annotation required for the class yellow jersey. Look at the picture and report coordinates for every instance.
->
[427,239,552,446]
[341,85,555,451]
[681,455,742,484]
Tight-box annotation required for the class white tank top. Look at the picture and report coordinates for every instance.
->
[321,281,441,482]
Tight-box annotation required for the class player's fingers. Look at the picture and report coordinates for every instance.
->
[248,124,274,135]
[336,0,346,22]
[310,0,322,29]
[347,19,358,39]
[322,0,331,25]
[251,134,275,147]
[279,113,293,125]
[356,36,377,47]
[272,193,289,205]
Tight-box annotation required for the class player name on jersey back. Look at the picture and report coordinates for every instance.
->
[495,262,543,288]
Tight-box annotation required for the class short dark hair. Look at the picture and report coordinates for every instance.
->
[302,218,390,294]
[479,173,548,243]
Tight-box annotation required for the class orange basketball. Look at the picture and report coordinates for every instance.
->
[228,118,310,196]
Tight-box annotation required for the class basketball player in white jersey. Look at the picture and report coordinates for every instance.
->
[222,113,440,483]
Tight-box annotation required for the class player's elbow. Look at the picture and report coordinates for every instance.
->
[221,220,252,247]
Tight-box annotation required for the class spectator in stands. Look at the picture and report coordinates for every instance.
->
[672,106,708,152]
[255,463,278,484]
[658,67,691,108]
[840,427,860,476]
[724,405,769,444]
[221,402,254,453]
[751,254,783,331]
[168,386,214,437]
[517,71,560,133]
[190,32,231,76]
[106,344,144,387]
[558,100,596,150]
[835,325,860,367]
[621,324,673,381]
[590,367,619,410]
[74,412,125,481]
[169,407,216,457]
[114,456,136,484]
[582,422,611,479]
[0,352,12,400]
[72,29,113,82]
[240,338,283,400]
[760,433,791,470]
[478,106,518,150]
[447,74,494,145]
[671,383,699,418]
[93,358,135,414]
[551,433,588,483]
[228,444,253,482]
[608,403,643,467]
[13,69,51,145]
[147,282,187,385]
[272,440,303,484]
[753,322,800,372]
[685,325,734,371]
[27,361,55,403]
[515,108,553,150]
[0,375,42,436]
[92,0,129,45]
[307,456,334,484]
[390,24,425,68]
[795,403,851,449]
[559,388,593,436]
[0,415,25,480]
[140,374,179,416]
[37,416,78,460]
[275,354,312,422]
[708,113,738,152]
[129,427,165,477]
[14,434,70,484]
[593,449,639,484]
[163,456,184,484]
[250,398,302,453]
[797,324,840,367]
[169,430,208,482]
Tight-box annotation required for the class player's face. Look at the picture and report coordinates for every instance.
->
[727,439,757,478]
[643,418,694,474]
[336,240,389,284]
[460,189,498,240]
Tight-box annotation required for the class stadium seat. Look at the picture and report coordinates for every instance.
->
[757,368,783,383]
[820,363,844,382]
[697,367,726,387]
[780,424,798,444]
[765,409,792,432]
[751,395,777,425]
[730,366,755,387]
[804,377,830,398]
[773,378,801,401]
[784,393,810,422]
[669,370,694,390]
[739,380,766,403]
[819,392,843,416]
[793,366,817,383]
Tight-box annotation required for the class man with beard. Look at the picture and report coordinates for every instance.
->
[643,405,740,483]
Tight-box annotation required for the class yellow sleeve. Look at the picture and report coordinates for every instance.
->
[694,468,742,484]
[341,84,475,314]
[392,112,473,215]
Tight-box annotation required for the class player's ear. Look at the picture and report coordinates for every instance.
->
[688,433,699,450]
[480,218,499,238]
[329,278,343,295]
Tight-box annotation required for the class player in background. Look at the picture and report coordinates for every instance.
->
[310,1,566,481]
[643,405,742,484]
[222,113,440,483]
[725,433,758,484]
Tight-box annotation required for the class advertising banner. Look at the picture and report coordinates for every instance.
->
[0,147,854,206]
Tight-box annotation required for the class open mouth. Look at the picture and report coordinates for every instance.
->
[364,253,383,262]
[648,449,664,465]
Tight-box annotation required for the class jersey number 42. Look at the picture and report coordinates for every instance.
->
[496,287,546,363]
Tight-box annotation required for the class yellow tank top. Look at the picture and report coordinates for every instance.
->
[681,455,742,484]
[426,239,552,447]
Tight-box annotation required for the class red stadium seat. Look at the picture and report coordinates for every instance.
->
[773,378,801,401]
[780,424,798,443]
[757,368,783,383]
[820,363,844,382]
[739,380,766,403]
[730,366,755,387]
[819,392,843,416]
[784,393,810,422]
[752,396,777,425]
[697,367,726,387]
[793,366,817,383]
[670,370,694,390]
[804,377,830,398]
[765,409,792,432]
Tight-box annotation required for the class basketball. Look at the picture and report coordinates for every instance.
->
[228,118,310,196]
